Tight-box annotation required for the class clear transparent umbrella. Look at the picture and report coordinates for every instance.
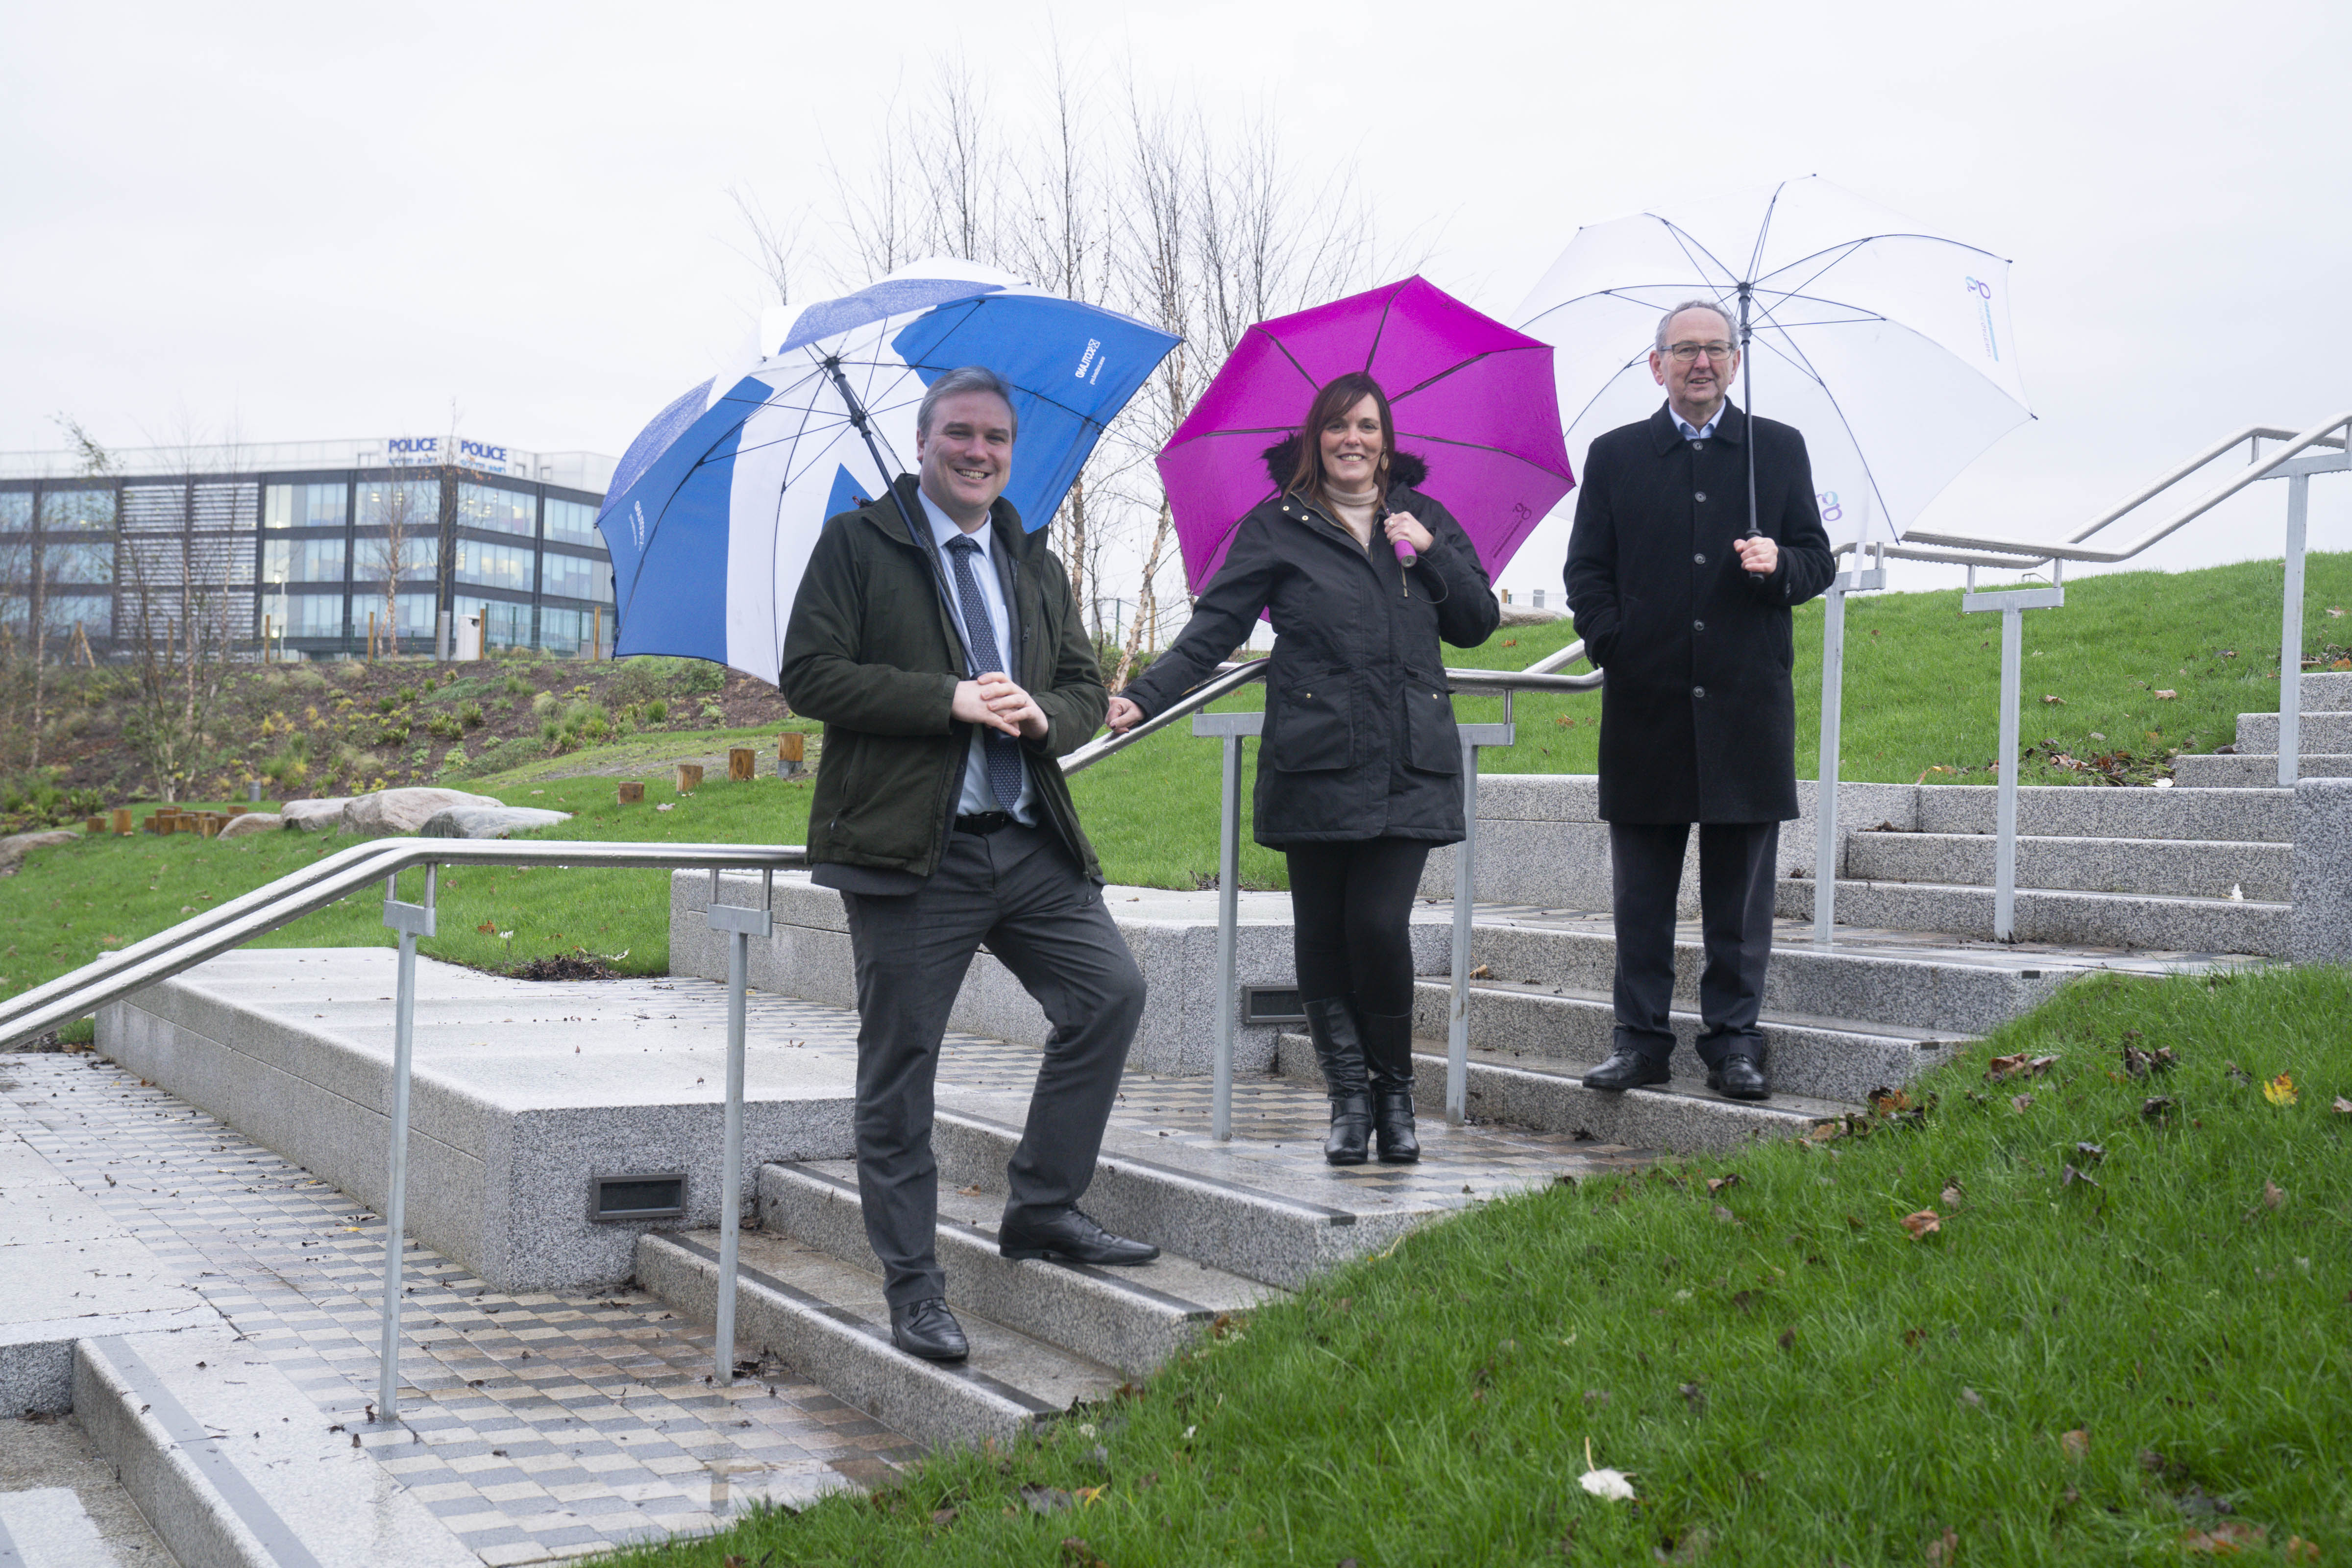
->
[1511,176,2032,548]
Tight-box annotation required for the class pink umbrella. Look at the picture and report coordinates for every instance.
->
[1158,275,1575,593]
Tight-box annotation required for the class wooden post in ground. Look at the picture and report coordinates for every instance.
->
[674,763,702,794]
[617,782,644,805]
[777,732,806,776]
[111,808,132,835]
[263,613,273,662]
[85,816,104,833]
[728,748,755,783]
[591,606,602,661]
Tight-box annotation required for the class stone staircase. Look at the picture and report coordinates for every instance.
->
[2174,670,2352,786]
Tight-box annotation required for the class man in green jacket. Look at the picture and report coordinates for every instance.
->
[780,366,1154,1365]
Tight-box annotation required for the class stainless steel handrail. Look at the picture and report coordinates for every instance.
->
[0,838,808,1050]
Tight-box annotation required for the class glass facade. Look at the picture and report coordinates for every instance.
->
[457,483,535,536]
[262,537,346,585]
[540,549,605,601]
[455,595,533,651]
[260,592,345,638]
[353,477,439,532]
[353,532,439,584]
[455,539,533,592]
[0,494,28,531]
[544,496,600,545]
[263,482,348,529]
[538,604,595,657]
[43,541,113,584]
[40,490,115,531]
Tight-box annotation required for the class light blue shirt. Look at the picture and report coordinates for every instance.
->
[1670,401,1728,441]
[917,486,1038,823]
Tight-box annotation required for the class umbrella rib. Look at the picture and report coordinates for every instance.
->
[1363,284,1402,373]
[1743,179,1790,282]
[1385,343,1549,404]
[1256,325,1324,395]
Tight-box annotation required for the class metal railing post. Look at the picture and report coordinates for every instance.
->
[2281,472,2309,787]
[1446,721,1515,1125]
[376,864,435,1423]
[705,871,774,1384]
[1814,580,1847,947]
[1191,712,1262,1142]
[1995,606,2023,940]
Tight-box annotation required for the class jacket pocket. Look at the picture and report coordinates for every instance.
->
[1268,673,1353,772]
[1403,669,1461,775]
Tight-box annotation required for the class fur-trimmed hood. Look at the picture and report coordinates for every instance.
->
[1259,434,1429,492]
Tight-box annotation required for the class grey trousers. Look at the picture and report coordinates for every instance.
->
[1609,820,1779,1070]
[838,823,1146,1310]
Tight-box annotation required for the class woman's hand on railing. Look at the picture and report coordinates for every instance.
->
[1105,695,1145,734]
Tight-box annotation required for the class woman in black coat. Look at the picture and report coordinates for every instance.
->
[1108,372,1499,1163]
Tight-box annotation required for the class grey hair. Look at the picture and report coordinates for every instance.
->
[1653,298,1740,353]
[916,366,1019,441]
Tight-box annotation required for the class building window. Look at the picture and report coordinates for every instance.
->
[353,532,439,584]
[259,593,345,638]
[262,537,347,585]
[353,478,438,532]
[539,604,596,656]
[0,593,110,637]
[457,484,535,537]
[540,550,605,601]
[544,497,599,545]
[40,490,116,531]
[0,494,28,531]
[42,541,114,585]
[263,482,347,529]
[455,539,533,592]
[454,595,531,651]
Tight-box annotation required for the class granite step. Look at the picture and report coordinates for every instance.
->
[2238,710,2352,751]
[1274,1032,1854,1152]
[2170,752,2352,788]
[922,1108,1412,1291]
[2292,671,2352,706]
[1406,976,1961,1104]
[636,1228,1123,1450]
[1843,830,2291,902]
[1908,784,2290,842]
[1458,918,2074,1035]
[755,1160,1279,1379]
[1776,877,2287,957]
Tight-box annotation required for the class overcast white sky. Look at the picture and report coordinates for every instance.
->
[4,0,2348,596]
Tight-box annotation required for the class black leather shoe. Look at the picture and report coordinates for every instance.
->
[1303,996,1371,1165]
[1582,1048,1671,1091]
[998,1208,1159,1266]
[890,1297,968,1362]
[1707,1052,1771,1102]
[1358,1009,1421,1164]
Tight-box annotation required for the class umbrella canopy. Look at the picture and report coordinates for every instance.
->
[1512,177,2031,547]
[596,258,1179,679]
[1157,276,1575,593]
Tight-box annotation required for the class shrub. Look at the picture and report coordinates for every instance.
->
[645,699,667,724]
[458,702,484,729]
[425,712,463,741]
[504,673,530,698]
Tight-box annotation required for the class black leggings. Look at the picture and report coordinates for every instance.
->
[1285,837,1432,1016]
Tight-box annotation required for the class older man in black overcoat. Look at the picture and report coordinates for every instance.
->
[1563,300,1835,1101]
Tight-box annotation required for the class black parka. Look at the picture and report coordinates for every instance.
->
[779,474,1109,880]
[1123,449,1500,846]
[1564,402,1835,825]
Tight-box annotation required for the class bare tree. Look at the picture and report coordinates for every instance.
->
[728,185,810,313]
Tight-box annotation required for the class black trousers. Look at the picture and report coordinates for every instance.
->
[1285,837,1432,1015]
[839,822,1146,1310]
[1609,821,1778,1069]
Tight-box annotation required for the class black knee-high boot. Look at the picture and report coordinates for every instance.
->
[1302,996,1371,1165]
[1358,1008,1421,1163]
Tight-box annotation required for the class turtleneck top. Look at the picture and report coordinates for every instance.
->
[1320,479,1382,549]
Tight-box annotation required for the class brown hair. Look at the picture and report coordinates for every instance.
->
[1287,372,1394,497]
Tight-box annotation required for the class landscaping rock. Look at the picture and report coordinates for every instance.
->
[280,797,353,833]
[339,787,505,836]
[218,812,284,840]
[0,830,81,876]
[419,806,572,840]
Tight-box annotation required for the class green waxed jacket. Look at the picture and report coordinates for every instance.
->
[779,474,1109,882]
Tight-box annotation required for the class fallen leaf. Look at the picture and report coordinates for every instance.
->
[1712,1205,1740,1225]
[1469,963,1492,980]
[1925,1525,1959,1565]
[1940,1181,1965,1208]
[2142,1095,2176,1121]
[2062,1163,2099,1189]
[2011,1093,2034,1113]
[2286,1536,2321,1562]
[476,921,496,935]
[1678,1381,1707,1414]
[1902,1326,1927,1348]
[1578,1467,1636,1501]
[1706,1174,1741,1195]
[2264,1180,2285,1209]
[1901,1209,1941,1239]
[2263,1072,2300,1107]
[2225,1060,2252,1086]
[2060,1428,2090,1461]
[932,1507,959,1528]
[1777,1327,1796,1351]
[1960,1387,1982,1408]
[1021,1485,1074,1515]
[1984,1052,2027,1081]
[2074,1142,2106,1162]
[1059,1538,1109,1568]
[2155,689,2178,700]
[2333,1097,2352,1117]
[2182,1521,2268,1555]
[956,1183,983,1197]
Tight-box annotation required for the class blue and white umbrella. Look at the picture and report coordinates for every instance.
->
[596,258,1179,679]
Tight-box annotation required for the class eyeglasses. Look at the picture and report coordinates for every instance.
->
[1664,342,1737,363]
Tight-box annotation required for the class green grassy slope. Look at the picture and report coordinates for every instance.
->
[591,964,2352,1568]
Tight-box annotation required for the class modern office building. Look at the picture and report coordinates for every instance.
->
[0,435,617,660]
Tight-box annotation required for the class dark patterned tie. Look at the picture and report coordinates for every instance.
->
[944,534,1027,810]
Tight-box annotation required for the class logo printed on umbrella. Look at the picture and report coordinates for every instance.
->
[1817,491,1843,524]
[1075,339,1102,381]
[631,499,648,551]
[1964,276,2000,363]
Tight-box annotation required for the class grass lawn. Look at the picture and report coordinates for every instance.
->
[4,551,2344,1001]
[588,963,2352,1567]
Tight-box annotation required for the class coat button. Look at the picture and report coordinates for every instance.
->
[1694,552,1707,565]
[1693,685,1706,699]
[1693,619,1705,633]
[1695,490,1707,502]
[1692,441,1706,451]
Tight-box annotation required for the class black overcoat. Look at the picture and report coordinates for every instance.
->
[1123,449,1500,845]
[1564,402,1835,824]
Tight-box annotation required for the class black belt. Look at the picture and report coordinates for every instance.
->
[954,811,1016,835]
